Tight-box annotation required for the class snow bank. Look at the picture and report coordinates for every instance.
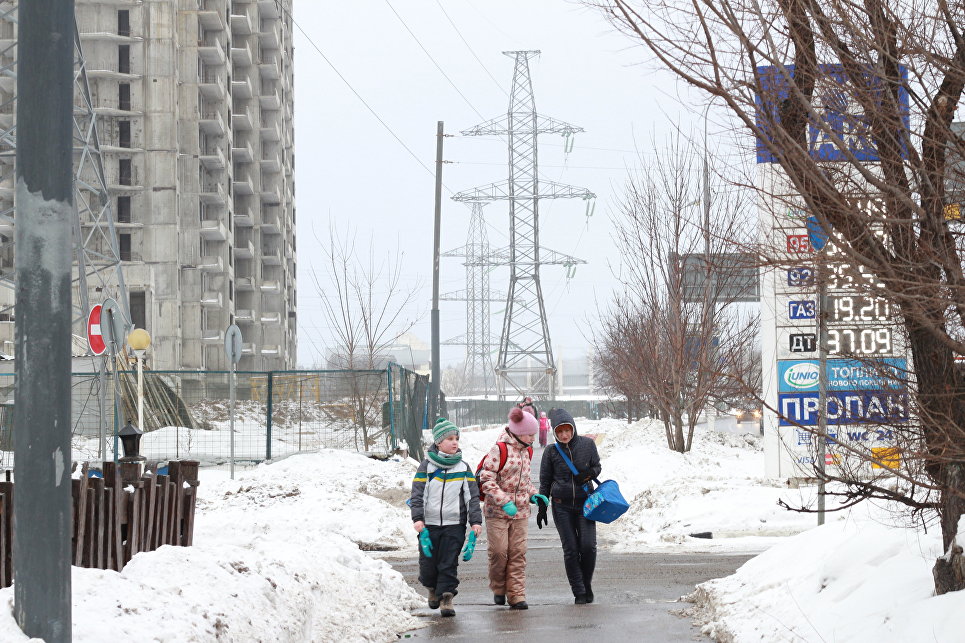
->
[0,450,423,642]
[692,515,964,642]
[589,417,829,550]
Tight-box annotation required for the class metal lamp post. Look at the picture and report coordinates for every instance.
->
[127,328,151,432]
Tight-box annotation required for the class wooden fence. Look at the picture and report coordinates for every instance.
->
[0,459,200,587]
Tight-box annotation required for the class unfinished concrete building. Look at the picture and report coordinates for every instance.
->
[0,0,297,371]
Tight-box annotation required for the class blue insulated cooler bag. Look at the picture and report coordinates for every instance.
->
[554,443,630,524]
[582,478,629,524]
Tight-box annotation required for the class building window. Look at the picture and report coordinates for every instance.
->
[116,196,131,223]
[119,233,132,261]
[117,10,130,37]
[229,281,234,302]
[118,158,132,185]
[118,83,130,111]
[129,291,146,330]
[118,45,130,74]
[118,120,131,148]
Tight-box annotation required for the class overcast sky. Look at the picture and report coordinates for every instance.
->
[291,1,716,368]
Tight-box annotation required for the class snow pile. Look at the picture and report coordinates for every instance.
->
[586,417,828,550]
[692,514,964,642]
[0,450,423,642]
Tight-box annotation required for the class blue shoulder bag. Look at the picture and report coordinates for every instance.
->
[554,443,629,524]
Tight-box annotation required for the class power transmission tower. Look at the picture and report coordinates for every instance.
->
[0,9,130,348]
[453,50,593,399]
[441,202,499,396]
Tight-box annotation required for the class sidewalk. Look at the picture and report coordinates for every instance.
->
[393,445,753,641]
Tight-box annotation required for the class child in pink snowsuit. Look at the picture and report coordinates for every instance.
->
[538,412,550,447]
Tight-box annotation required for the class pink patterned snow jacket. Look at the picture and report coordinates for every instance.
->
[478,431,537,521]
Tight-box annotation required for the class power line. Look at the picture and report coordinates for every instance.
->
[433,0,507,97]
[284,4,438,181]
[383,0,486,120]
[454,160,635,171]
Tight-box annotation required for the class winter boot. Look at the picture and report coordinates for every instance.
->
[574,594,588,605]
[585,583,594,604]
[509,600,529,610]
[427,588,440,610]
[440,592,455,617]
[493,594,506,605]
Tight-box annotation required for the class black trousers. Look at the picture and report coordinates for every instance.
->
[551,501,597,596]
[418,524,466,596]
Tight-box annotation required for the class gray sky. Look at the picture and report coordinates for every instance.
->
[291,1,706,368]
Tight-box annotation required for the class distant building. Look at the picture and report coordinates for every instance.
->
[556,352,597,397]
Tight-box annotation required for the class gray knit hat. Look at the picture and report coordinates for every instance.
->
[432,417,460,444]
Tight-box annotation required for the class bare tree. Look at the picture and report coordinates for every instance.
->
[592,135,759,452]
[310,224,421,451]
[441,361,472,398]
[589,0,965,592]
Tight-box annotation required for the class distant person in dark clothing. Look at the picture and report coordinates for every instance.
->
[517,396,539,417]
[538,408,602,605]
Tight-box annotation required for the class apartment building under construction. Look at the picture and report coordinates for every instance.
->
[0,0,297,371]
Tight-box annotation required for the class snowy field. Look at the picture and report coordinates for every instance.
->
[0,415,959,641]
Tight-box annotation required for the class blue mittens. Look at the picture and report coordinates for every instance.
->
[418,528,433,557]
[502,501,518,517]
[530,494,549,507]
[461,531,477,561]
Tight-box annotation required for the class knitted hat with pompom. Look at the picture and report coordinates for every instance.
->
[507,407,538,436]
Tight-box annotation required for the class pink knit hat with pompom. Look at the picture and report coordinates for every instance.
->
[507,407,538,436]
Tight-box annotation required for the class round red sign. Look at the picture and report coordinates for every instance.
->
[87,304,106,355]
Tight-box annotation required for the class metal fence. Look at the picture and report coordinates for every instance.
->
[0,364,431,469]
[443,398,625,428]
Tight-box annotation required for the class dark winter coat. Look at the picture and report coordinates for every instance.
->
[539,408,602,505]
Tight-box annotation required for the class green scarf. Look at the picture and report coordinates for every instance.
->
[428,448,463,469]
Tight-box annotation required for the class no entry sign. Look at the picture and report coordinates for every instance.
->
[87,304,106,355]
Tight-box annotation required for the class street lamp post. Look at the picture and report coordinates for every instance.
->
[127,328,151,432]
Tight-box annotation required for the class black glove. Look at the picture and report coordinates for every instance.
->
[536,504,548,529]
[577,469,595,484]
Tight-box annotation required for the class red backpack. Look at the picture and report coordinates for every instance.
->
[475,442,533,504]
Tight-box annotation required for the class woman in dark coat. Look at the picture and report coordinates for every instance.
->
[537,408,602,604]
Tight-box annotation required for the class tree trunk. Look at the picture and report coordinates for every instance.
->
[934,461,965,594]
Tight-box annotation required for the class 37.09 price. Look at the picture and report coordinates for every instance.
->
[827,327,893,355]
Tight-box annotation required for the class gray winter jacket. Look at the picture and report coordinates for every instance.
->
[409,448,483,527]
[539,408,602,505]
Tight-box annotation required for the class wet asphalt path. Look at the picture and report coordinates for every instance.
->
[391,445,754,642]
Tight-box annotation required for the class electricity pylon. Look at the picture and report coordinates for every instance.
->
[0,9,130,346]
[441,202,499,395]
[453,50,593,399]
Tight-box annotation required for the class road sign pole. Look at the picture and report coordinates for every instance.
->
[98,355,107,462]
[230,363,236,480]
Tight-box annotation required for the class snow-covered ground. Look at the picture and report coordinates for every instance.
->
[0,415,960,641]
[580,417,965,642]
[0,450,422,642]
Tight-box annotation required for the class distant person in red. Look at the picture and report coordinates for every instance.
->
[538,411,550,447]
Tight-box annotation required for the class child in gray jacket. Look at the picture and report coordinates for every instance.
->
[409,418,483,617]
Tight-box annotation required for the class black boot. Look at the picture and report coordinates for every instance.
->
[509,601,529,610]
[574,594,588,605]
[585,583,594,604]
[493,594,506,605]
